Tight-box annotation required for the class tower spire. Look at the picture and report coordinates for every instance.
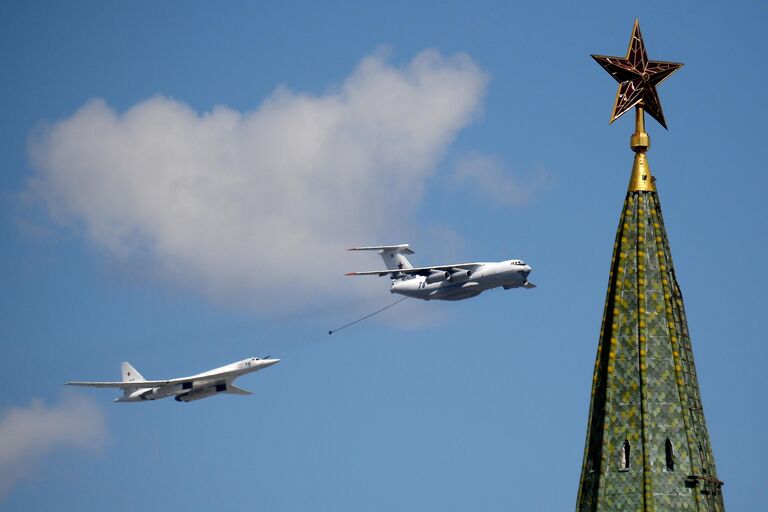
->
[576,21,725,511]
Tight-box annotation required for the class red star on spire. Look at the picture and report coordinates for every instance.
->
[592,20,683,129]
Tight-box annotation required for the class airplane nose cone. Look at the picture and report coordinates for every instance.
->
[262,358,280,367]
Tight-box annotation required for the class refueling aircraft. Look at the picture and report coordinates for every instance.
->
[66,357,279,402]
[346,244,535,301]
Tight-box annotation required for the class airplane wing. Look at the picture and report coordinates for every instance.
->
[225,384,253,395]
[66,380,173,388]
[346,263,481,277]
[66,367,252,389]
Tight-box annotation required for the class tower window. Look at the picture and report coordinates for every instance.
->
[620,439,630,470]
[665,438,675,470]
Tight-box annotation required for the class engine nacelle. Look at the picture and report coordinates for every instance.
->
[175,383,228,402]
[448,269,472,282]
[131,389,155,400]
[425,270,449,284]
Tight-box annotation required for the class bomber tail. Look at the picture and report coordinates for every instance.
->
[348,244,414,271]
[121,362,146,383]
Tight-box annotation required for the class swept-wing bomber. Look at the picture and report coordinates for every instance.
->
[67,357,280,402]
[347,244,535,301]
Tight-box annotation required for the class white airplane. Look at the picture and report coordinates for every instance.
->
[66,357,280,403]
[346,244,535,301]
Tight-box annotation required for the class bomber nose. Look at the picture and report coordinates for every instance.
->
[262,358,280,368]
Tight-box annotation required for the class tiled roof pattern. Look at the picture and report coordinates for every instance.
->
[576,190,724,511]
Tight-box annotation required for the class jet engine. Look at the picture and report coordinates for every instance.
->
[175,383,228,402]
[448,269,472,282]
[425,270,449,284]
[132,389,155,401]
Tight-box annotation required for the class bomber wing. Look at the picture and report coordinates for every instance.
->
[66,369,248,389]
[66,380,170,388]
[346,263,481,277]
[225,384,253,395]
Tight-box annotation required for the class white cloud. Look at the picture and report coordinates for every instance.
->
[0,394,107,500]
[28,49,488,312]
[451,153,551,206]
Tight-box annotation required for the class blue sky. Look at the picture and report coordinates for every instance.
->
[1,1,765,510]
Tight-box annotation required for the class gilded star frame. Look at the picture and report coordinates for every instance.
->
[592,20,683,129]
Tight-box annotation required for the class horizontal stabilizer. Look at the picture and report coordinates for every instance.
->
[523,281,537,289]
[348,244,414,254]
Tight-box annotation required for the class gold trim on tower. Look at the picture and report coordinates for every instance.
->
[628,107,654,192]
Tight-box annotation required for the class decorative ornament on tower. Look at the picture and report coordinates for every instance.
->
[576,20,725,511]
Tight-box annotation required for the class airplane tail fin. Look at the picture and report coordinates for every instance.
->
[121,362,145,383]
[348,244,414,271]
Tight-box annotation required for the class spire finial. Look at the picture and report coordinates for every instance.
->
[592,20,684,191]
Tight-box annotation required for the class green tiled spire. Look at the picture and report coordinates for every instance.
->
[575,109,725,511]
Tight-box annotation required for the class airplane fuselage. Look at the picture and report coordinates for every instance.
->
[390,260,532,301]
